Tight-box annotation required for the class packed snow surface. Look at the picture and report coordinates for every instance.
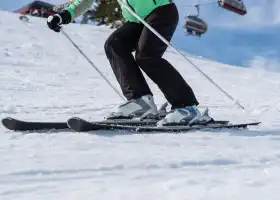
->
[1,11,280,200]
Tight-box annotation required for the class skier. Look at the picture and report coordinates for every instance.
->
[47,0,211,126]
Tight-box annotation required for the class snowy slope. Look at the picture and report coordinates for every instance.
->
[1,11,280,200]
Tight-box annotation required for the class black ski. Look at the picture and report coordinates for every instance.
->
[1,117,161,131]
[67,117,257,133]
[98,118,229,126]
[2,117,260,133]
[1,117,68,131]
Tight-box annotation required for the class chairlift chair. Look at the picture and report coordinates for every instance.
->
[217,0,247,15]
[184,4,208,37]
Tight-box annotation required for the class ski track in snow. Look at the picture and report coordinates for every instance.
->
[1,12,280,200]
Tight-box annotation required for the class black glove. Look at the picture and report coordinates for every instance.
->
[47,10,72,32]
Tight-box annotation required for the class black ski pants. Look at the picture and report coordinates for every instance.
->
[104,3,199,108]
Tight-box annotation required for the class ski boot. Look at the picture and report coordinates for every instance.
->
[157,106,212,126]
[107,95,158,119]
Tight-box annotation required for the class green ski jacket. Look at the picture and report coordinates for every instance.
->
[121,0,173,23]
[65,0,173,23]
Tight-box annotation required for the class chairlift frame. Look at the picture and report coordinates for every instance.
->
[184,4,208,37]
[217,0,247,15]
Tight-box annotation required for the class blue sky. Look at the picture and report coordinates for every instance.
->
[174,0,280,71]
[1,0,280,70]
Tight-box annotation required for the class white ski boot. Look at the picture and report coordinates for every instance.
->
[157,106,212,126]
[107,95,158,119]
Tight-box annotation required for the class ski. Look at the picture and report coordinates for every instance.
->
[2,116,229,132]
[81,118,228,126]
[2,117,260,133]
[1,117,160,131]
[1,117,68,131]
[67,117,256,133]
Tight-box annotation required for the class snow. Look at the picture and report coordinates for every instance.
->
[1,11,280,200]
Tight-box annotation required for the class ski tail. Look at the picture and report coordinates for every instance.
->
[2,117,68,131]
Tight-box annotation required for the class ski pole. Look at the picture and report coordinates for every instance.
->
[60,29,125,101]
[117,0,245,110]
